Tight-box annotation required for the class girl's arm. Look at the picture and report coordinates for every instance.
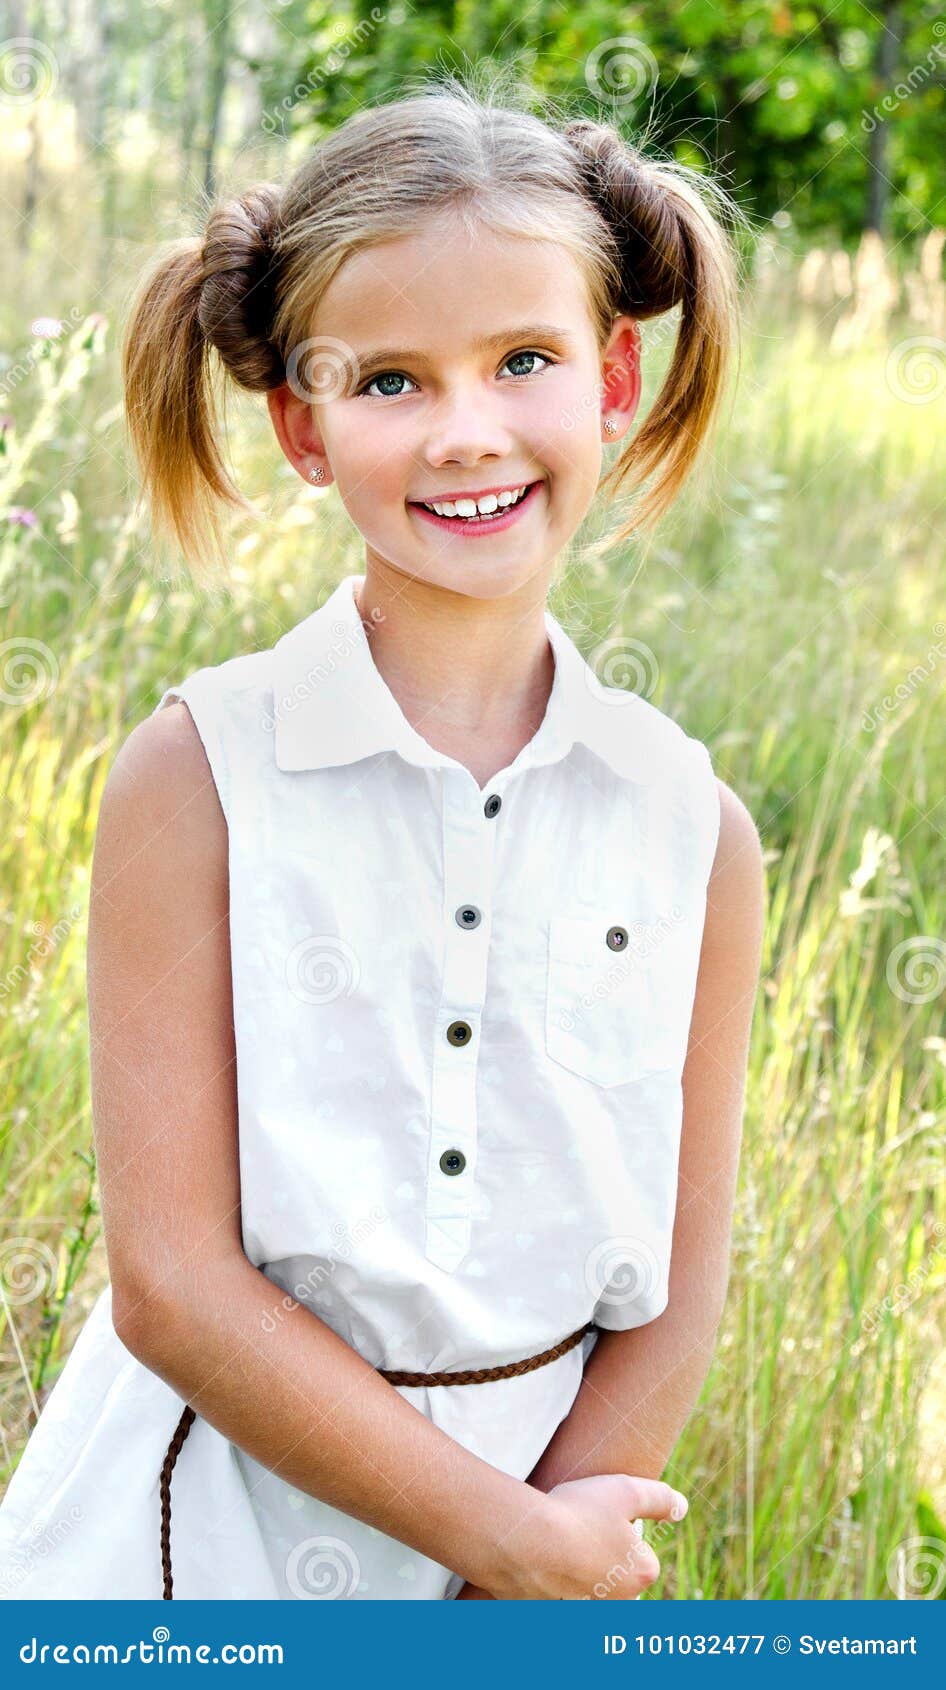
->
[88,702,559,1599]
[456,780,764,1596]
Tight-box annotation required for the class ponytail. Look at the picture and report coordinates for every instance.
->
[121,185,283,580]
[563,119,742,533]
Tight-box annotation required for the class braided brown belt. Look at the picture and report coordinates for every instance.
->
[159,1317,595,1598]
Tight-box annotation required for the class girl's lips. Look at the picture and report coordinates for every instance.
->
[407,479,543,536]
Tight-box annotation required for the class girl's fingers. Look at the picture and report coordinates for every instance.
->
[621,1477,689,1523]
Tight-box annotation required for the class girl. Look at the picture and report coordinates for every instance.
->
[0,76,764,1601]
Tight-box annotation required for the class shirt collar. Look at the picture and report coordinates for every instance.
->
[271,573,664,784]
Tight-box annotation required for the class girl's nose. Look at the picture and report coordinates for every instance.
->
[421,384,516,466]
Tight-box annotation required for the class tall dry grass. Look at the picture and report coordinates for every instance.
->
[1,224,944,1598]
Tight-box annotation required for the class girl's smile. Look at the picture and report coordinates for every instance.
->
[407,476,545,536]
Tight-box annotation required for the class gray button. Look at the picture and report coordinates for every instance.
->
[439,1148,466,1175]
[484,794,502,818]
[455,904,481,929]
[607,925,628,951]
[446,1020,472,1046]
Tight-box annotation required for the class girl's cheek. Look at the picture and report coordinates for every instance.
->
[532,390,590,458]
[335,434,404,500]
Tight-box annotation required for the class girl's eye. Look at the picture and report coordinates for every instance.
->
[503,350,551,379]
[360,371,418,399]
[357,349,553,399]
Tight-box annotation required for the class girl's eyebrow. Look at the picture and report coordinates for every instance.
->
[353,324,578,369]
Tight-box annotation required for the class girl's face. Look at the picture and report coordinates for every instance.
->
[271,217,640,602]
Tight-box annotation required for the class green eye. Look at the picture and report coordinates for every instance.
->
[360,371,418,399]
[504,350,551,378]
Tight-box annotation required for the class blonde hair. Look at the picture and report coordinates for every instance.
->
[122,72,743,581]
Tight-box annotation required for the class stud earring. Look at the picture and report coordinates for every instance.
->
[603,418,619,435]
[308,465,325,483]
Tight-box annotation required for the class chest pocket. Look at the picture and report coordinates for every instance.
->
[545,910,682,1088]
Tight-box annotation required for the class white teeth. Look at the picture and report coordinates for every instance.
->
[422,483,532,518]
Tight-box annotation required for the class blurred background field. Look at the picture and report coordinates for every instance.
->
[1,0,945,1599]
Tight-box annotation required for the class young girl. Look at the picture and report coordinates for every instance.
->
[0,78,764,1601]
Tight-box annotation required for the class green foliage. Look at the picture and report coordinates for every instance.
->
[261,0,946,245]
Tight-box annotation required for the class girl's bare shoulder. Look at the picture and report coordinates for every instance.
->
[95,697,227,875]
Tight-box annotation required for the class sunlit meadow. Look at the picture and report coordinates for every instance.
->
[1,113,944,1598]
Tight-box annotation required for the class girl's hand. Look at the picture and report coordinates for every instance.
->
[486,1474,687,1600]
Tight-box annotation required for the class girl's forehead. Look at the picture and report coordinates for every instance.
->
[314,224,592,343]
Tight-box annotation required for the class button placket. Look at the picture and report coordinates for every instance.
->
[426,771,502,1273]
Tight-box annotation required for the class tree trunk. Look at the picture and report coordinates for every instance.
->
[202,0,232,204]
[865,1,902,236]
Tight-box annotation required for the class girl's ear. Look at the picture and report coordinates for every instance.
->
[266,384,333,485]
[599,316,642,439]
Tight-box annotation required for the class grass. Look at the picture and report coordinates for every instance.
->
[1,195,944,1598]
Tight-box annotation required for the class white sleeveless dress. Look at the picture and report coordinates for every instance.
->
[0,572,720,1599]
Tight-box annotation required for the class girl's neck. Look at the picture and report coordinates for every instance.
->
[353,566,555,787]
